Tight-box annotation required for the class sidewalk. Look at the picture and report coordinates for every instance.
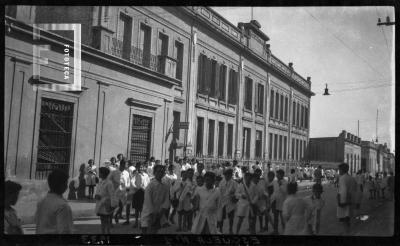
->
[20,199,96,225]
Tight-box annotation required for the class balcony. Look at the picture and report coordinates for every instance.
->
[108,38,177,80]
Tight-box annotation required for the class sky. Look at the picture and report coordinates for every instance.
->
[213,7,395,152]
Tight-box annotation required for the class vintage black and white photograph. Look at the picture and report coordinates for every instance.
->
[4,5,395,240]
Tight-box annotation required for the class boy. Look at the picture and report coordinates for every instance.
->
[35,169,73,234]
[141,165,170,234]
[305,183,325,235]
[191,172,221,234]
[235,172,252,234]
[217,169,237,234]
[271,169,287,235]
[95,167,114,234]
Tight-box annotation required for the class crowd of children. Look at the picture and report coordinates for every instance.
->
[87,155,333,235]
[4,153,393,235]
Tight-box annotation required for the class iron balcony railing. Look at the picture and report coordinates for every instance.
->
[109,38,177,79]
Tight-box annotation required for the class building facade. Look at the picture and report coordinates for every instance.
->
[361,140,378,175]
[308,130,362,174]
[5,6,314,181]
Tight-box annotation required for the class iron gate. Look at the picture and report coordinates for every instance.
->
[130,114,152,163]
[35,98,73,179]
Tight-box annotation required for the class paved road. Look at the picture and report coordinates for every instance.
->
[22,182,394,236]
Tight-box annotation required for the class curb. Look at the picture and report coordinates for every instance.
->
[21,207,96,225]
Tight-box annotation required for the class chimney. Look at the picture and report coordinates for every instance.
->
[266,44,270,50]
[307,77,311,83]
[289,62,293,69]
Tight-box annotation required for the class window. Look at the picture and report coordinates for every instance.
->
[36,98,74,179]
[228,69,238,105]
[210,60,219,98]
[292,101,296,126]
[269,133,273,159]
[300,140,303,160]
[227,124,233,157]
[275,92,279,119]
[219,65,227,101]
[284,136,287,160]
[140,23,152,67]
[279,135,283,159]
[242,128,251,159]
[174,41,184,80]
[6,6,17,18]
[197,54,208,94]
[296,139,299,160]
[196,117,204,156]
[305,107,308,129]
[270,89,274,118]
[244,77,253,110]
[119,13,132,60]
[256,84,264,114]
[103,6,109,21]
[158,32,169,57]
[274,134,278,160]
[208,120,215,156]
[300,105,304,128]
[292,138,295,160]
[130,114,153,164]
[173,111,180,141]
[284,96,288,122]
[296,102,300,127]
[255,130,262,158]
[303,140,307,158]
[280,94,284,121]
[218,122,224,157]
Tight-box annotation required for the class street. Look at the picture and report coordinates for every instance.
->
[22,182,394,236]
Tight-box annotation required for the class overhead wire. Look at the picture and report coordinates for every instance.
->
[375,7,392,60]
[330,83,393,93]
[303,8,388,80]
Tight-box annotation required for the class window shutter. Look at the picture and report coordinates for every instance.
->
[254,82,258,113]
[232,71,237,105]
[214,62,220,99]
[205,57,212,95]
[197,54,203,93]
[260,84,263,113]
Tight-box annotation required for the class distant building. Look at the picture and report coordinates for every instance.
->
[361,140,378,174]
[308,130,361,174]
[377,143,391,173]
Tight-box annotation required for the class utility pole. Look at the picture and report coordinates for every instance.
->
[375,109,379,143]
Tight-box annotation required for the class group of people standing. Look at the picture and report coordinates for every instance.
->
[4,154,394,236]
[89,156,327,235]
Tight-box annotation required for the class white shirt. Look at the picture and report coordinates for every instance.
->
[120,170,130,191]
[181,163,191,171]
[131,172,150,192]
[35,193,73,234]
[162,172,178,187]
